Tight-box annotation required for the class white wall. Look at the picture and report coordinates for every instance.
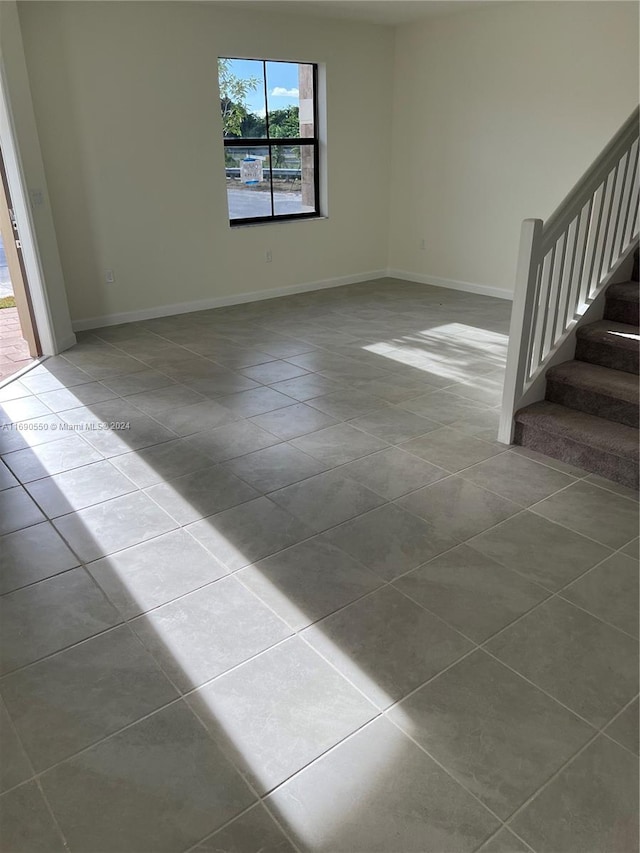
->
[17,1,394,326]
[13,1,640,328]
[388,1,639,297]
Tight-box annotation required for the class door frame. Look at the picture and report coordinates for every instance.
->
[0,60,58,356]
[0,144,40,357]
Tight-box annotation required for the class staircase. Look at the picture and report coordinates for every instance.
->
[514,266,639,490]
[499,107,639,491]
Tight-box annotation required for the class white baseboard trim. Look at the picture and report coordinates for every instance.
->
[52,333,78,354]
[387,268,513,301]
[71,270,388,332]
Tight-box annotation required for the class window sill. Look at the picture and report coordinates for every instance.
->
[230,215,328,229]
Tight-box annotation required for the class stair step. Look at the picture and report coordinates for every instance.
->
[546,360,639,427]
[604,281,639,325]
[575,320,639,374]
[606,281,640,303]
[514,401,639,490]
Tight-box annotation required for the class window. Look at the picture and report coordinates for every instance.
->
[218,58,320,225]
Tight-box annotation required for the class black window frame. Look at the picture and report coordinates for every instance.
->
[220,57,320,226]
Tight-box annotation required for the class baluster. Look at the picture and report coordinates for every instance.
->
[525,262,543,379]
[593,168,616,294]
[618,139,638,254]
[535,247,555,366]
[622,142,639,248]
[583,182,606,304]
[548,233,567,354]
[559,216,579,336]
[603,156,626,274]
[572,197,593,314]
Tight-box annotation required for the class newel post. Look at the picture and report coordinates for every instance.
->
[498,218,544,444]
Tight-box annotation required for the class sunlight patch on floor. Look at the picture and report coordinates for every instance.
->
[361,323,508,383]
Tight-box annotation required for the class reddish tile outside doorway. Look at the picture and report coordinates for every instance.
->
[0,305,34,381]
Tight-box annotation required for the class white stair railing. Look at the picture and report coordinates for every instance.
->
[499,108,640,443]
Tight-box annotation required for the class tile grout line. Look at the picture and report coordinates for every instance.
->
[181,688,306,853]
[385,579,618,733]
[180,799,305,853]
[382,712,535,849]
[500,728,610,831]
[471,821,538,853]
[0,695,71,850]
[33,775,72,852]
[419,528,639,643]
[3,627,312,801]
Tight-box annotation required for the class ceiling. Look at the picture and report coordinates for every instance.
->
[210,1,497,26]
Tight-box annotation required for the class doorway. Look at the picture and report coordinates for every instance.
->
[0,144,40,381]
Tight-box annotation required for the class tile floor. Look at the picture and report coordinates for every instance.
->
[0,278,638,853]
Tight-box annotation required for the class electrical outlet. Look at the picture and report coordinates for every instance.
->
[420,239,426,250]
[105,270,115,284]
[266,250,273,263]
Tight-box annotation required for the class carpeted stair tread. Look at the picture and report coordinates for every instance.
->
[604,281,640,324]
[546,360,639,427]
[515,401,639,461]
[547,361,639,403]
[514,257,640,487]
[606,281,639,303]
[575,320,639,374]
[576,320,639,349]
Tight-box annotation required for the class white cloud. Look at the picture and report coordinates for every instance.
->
[270,87,299,98]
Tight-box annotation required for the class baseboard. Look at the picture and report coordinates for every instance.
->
[71,267,511,331]
[387,269,513,301]
[52,333,78,355]
[71,270,388,331]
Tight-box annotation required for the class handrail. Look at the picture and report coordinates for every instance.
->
[542,110,639,251]
[499,107,640,443]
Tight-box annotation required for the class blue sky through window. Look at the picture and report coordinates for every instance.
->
[225,59,301,117]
